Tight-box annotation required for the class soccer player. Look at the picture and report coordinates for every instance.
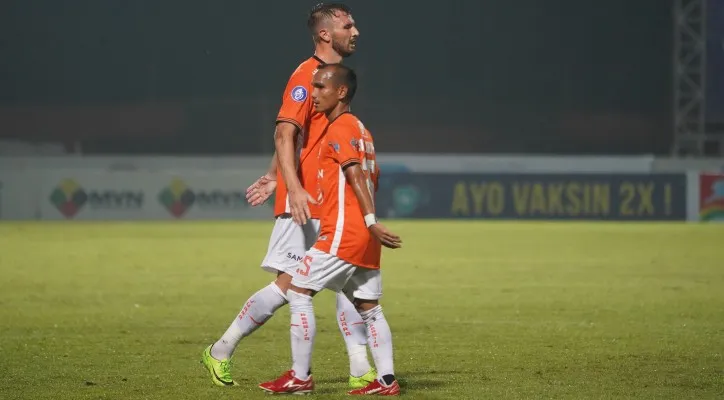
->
[259,64,402,396]
[201,3,376,389]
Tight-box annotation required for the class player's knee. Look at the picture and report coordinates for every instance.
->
[287,289,314,314]
[356,302,383,322]
[290,284,316,297]
[353,298,379,313]
[274,272,293,294]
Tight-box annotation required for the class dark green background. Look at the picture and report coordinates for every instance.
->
[0,1,673,155]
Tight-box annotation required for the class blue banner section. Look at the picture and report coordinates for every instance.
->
[377,173,687,221]
[707,0,724,123]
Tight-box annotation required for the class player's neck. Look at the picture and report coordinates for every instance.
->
[314,46,343,64]
[325,104,350,122]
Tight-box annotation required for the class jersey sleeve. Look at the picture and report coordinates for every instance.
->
[327,123,362,168]
[276,70,312,130]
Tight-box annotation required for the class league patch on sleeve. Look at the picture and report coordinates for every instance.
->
[290,86,308,102]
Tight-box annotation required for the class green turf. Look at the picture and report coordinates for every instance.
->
[0,221,722,399]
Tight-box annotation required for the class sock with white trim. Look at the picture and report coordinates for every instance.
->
[336,292,373,377]
[289,290,316,380]
[210,282,287,360]
[360,305,394,379]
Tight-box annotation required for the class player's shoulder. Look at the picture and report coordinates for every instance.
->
[283,57,321,103]
[335,113,372,139]
[288,57,322,82]
[326,112,358,137]
[333,112,364,130]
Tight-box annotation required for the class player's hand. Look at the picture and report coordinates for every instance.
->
[369,223,402,249]
[289,188,317,225]
[245,174,277,207]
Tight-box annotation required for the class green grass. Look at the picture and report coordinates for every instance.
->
[0,221,723,399]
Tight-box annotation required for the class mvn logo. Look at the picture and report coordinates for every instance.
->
[158,178,247,218]
[49,179,143,218]
[158,179,196,218]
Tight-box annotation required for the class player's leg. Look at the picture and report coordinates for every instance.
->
[336,291,376,386]
[302,220,374,387]
[344,269,400,396]
[260,248,355,394]
[257,284,317,395]
[208,272,289,360]
[201,217,302,387]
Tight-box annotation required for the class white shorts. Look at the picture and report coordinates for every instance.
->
[291,248,383,301]
[261,216,320,274]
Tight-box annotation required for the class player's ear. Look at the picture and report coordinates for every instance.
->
[338,85,348,101]
[318,27,332,43]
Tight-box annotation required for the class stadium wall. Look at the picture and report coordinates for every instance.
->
[0,155,722,222]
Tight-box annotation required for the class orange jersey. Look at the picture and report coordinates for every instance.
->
[274,56,329,218]
[313,113,381,269]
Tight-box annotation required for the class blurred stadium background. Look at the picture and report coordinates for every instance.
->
[0,0,723,221]
[0,0,722,157]
[1,1,723,399]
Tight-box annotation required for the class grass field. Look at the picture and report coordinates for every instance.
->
[0,221,723,399]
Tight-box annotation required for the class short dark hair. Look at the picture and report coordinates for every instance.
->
[307,3,352,42]
[318,63,357,103]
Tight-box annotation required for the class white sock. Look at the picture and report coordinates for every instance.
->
[360,305,394,378]
[289,290,316,380]
[211,282,287,360]
[336,292,373,377]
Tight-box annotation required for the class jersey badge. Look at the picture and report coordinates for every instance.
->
[291,86,307,102]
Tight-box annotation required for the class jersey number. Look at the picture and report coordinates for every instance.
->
[297,255,313,277]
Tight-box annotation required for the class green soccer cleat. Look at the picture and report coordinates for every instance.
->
[349,368,377,389]
[201,345,237,387]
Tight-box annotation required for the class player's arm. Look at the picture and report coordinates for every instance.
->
[343,163,402,249]
[274,121,300,190]
[273,68,317,224]
[266,151,278,178]
[275,121,316,225]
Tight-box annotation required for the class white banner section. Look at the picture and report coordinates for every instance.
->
[35,170,272,220]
